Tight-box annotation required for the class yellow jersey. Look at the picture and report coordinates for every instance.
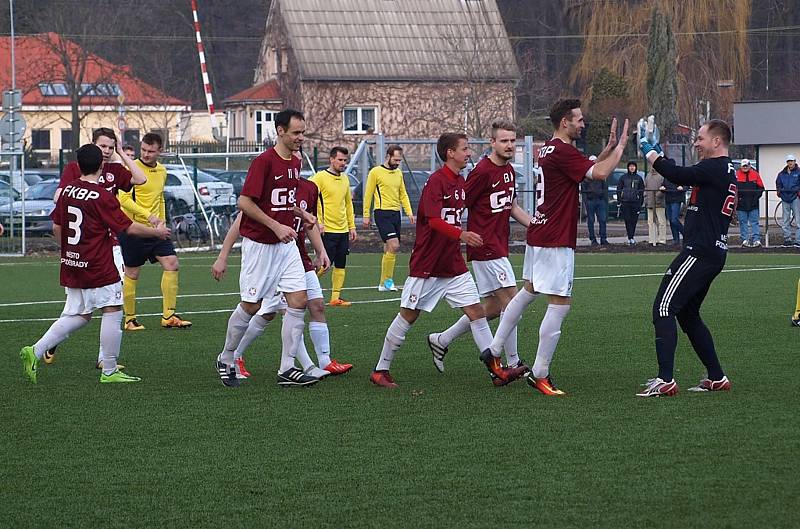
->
[118,159,166,225]
[362,165,413,218]
[309,169,355,233]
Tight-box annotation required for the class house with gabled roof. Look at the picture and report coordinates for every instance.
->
[245,0,519,153]
[0,33,191,163]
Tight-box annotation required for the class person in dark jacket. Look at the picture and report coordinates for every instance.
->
[617,161,645,244]
[662,178,685,246]
[581,155,609,245]
[735,159,764,247]
[776,154,800,246]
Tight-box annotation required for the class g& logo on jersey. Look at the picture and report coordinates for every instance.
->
[271,188,297,211]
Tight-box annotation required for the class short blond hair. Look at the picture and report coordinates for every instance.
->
[491,119,516,138]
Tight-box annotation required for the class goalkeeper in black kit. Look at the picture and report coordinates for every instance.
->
[636,119,738,397]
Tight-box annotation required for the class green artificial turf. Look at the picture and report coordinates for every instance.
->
[1,252,798,528]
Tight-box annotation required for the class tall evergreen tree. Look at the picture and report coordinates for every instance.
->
[646,7,678,137]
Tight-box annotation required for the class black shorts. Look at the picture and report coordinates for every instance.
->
[374,209,401,242]
[118,231,177,268]
[652,250,724,321]
[323,232,350,269]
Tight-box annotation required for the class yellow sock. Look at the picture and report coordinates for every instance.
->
[381,252,396,283]
[794,279,800,319]
[123,276,137,323]
[331,267,346,302]
[161,270,179,319]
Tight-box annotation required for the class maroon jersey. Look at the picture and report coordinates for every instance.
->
[464,157,515,261]
[50,179,132,289]
[408,166,468,278]
[59,161,133,195]
[527,138,594,249]
[240,148,301,244]
[293,178,318,273]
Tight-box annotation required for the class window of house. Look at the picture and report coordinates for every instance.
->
[343,107,376,134]
[80,83,121,96]
[38,83,69,96]
[31,129,51,150]
[60,129,74,151]
[254,110,277,144]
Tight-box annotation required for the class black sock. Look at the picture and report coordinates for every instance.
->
[654,316,677,381]
[680,317,724,380]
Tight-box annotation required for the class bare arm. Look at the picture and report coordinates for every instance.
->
[510,202,531,228]
[306,223,331,273]
[589,118,630,181]
[238,195,296,243]
[212,212,242,281]
[125,221,170,239]
[117,144,146,185]
[53,224,62,246]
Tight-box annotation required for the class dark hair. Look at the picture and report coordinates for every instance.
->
[386,144,403,158]
[329,146,349,158]
[549,99,581,128]
[437,133,468,162]
[491,119,516,138]
[92,127,117,144]
[275,109,305,133]
[141,132,163,149]
[122,144,135,151]
[76,144,103,175]
[627,161,638,169]
[705,119,731,146]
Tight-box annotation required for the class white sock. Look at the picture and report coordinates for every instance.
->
[308,321,331,368]
[438,314,471,347]
[489,289,537,357]
[100,311,123,375]
[501,311,520,367]
[279,308,305,372]
[219,305,253,365]
[34,314,90,358]
[532,304,571,378]
[376,314,411,371]
[469,317,493,352]
[235,314,270,360]
[295,337,315,370]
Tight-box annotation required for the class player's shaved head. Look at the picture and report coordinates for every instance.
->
[76,144,103,175]
[705,119,731,147]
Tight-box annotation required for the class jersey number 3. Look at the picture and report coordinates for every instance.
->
[66,205,83,245]
[721,184,737,217]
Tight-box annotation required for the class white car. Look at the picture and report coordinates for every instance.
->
[162,164,235,216]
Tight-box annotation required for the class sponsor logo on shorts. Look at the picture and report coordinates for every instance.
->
[498,271,507,282]
[409,295,418,303]
[248,287,257,296]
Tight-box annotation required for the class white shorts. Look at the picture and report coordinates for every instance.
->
[62,282,123,315]
[523,245,574,297]
[240,237,306,303]
[257,270,323,315]
[400,272,480,313]
[471,257,517,296]
[112,244,124,280]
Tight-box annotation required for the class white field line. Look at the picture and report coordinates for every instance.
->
[1,265,798,324]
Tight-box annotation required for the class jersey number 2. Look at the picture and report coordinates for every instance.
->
[721,184,737,217]
[66,205,83,245]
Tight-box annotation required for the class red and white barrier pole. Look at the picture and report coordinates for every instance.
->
[191,0,219,139]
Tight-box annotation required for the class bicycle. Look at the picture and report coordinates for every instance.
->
[170,211,211,250]
[773,201,798,230]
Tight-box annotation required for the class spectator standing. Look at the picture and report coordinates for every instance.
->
[617,161,644,245]
[663,179,685,246]
[644,169,667,246]
[735,159,764,247]
[581,155,609,246]
[776,154,800,247]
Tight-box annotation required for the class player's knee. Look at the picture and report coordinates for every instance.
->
[124,268,140,280]
[240,301,260,315]
[463,303,486,321]
[308,298,326,320]
[676,311,702,332]
[261,312,276,322]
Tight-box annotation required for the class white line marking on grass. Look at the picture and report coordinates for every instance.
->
[3,265,798,323]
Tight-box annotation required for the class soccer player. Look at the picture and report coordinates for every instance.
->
[19,144,170,384]
[370,133,527,388]
[311,146,357,306]
[427,120,532,381]
[792,279,800,327]
[212,177,353,381]
[362,145,416,292]
[122,144,136,159]
[45,127,147,367]
[483,99,628,396]
[117,133,192,330]
[214,109,318,388]
[636,120,738,397]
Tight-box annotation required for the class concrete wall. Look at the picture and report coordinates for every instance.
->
[757,143,800,221]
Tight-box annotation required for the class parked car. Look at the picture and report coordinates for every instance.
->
[215,170,247,197]
[162,164,235,217]
[0,169,49,194]
[0,180,21,207]
[0,179,60,234]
